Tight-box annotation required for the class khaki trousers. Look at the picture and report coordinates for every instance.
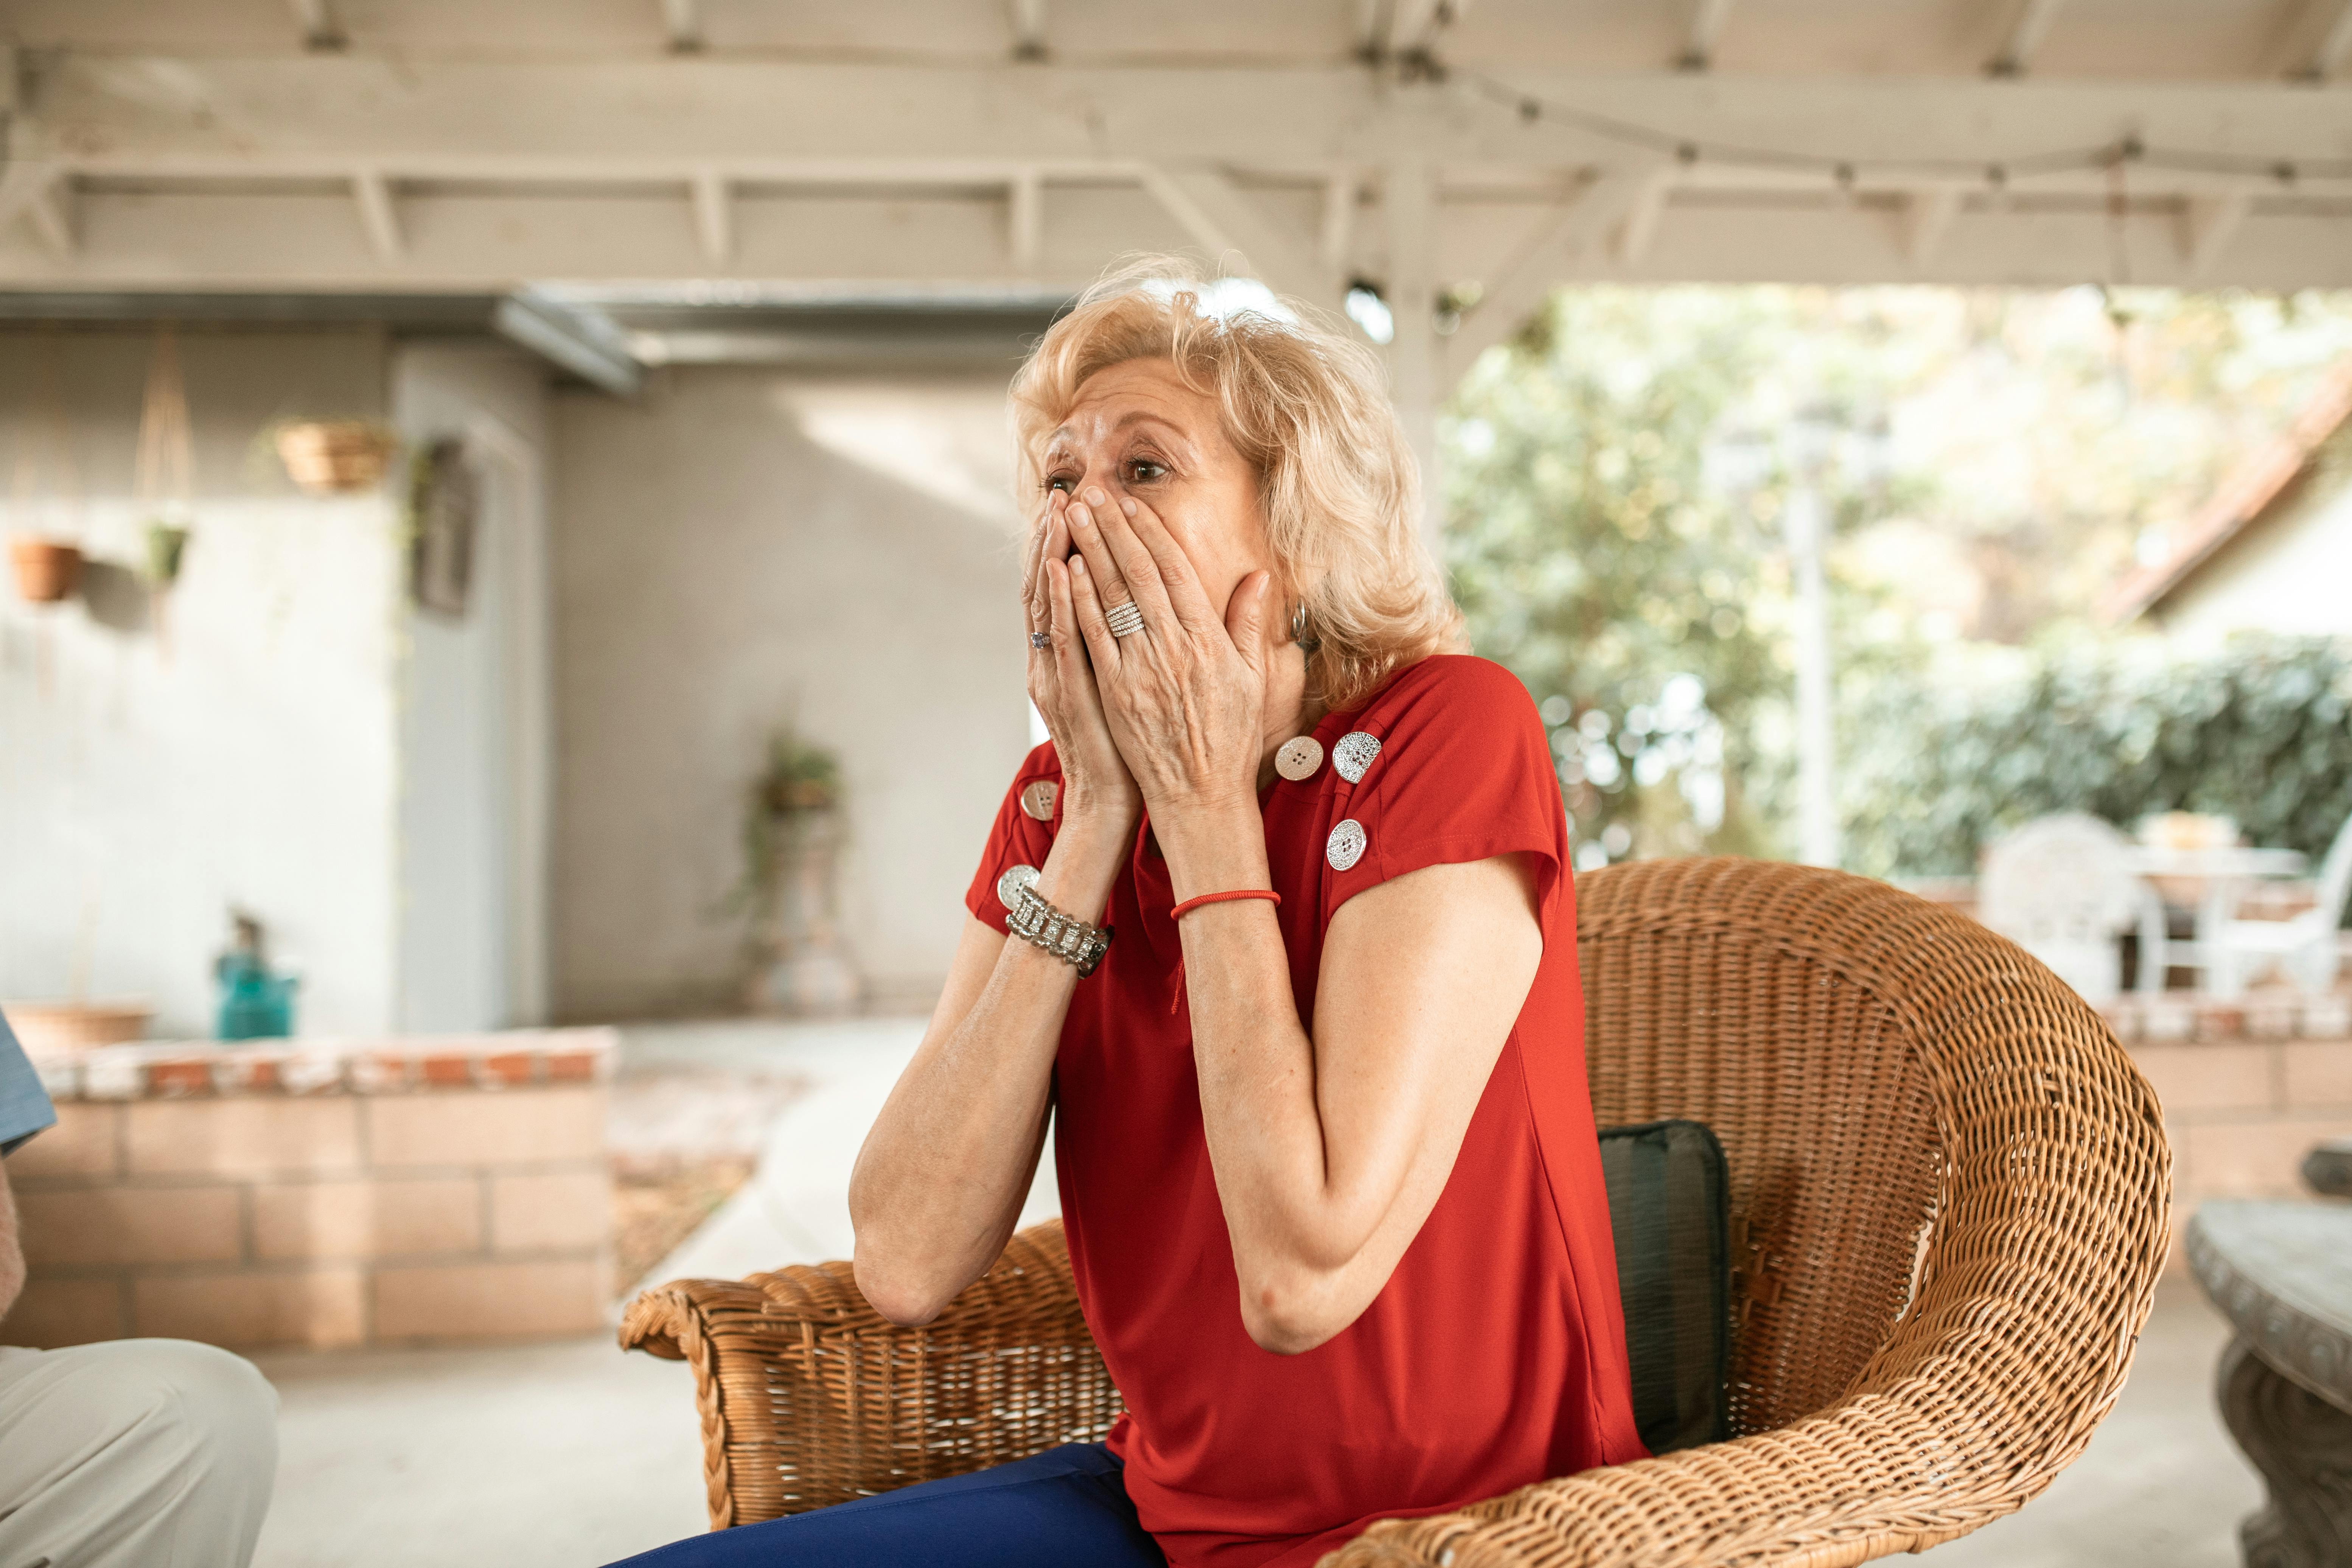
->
[0,1338,278,1568]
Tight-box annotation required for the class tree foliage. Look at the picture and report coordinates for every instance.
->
[1841,636,2352,880]
[1443,283,2352,870]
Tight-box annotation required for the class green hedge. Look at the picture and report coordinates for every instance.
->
[1840,634,2352,880]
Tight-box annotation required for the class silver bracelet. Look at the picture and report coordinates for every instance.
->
[997,866,1112,978]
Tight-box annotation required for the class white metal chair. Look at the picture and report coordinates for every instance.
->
[2209,808,2352,997]
[1979,813,2162,1004]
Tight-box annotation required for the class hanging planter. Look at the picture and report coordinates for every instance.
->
[275,420,400,494]
[8,536,83,604]
[144,522,191,587]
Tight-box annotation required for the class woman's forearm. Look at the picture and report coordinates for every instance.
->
[848,819,1129,1324]
[1155,806,1383,1335]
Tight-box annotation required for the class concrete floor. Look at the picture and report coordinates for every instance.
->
[245,1020,2268,1568]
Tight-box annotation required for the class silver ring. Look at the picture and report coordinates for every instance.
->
[1105,600,1146,639]
[1029,631,1050,650]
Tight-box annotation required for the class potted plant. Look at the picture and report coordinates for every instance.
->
[272,419,401,494]
[735,730,861,1016]
[7,535,82,603]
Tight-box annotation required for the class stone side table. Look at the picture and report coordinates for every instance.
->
[2187,1200,2352,1567]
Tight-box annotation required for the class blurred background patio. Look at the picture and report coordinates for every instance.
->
[2,1,2349,1564]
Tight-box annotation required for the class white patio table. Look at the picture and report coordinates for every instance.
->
[2127,844,2307,996]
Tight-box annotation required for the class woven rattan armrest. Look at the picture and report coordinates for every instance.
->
[618,1219,1121,1530]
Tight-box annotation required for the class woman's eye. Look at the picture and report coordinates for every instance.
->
[1045,474,1077,493]
[1125,459,1167,484]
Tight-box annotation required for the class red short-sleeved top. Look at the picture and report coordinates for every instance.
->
[964,654,1646,1568]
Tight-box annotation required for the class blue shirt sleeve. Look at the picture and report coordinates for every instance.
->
[0,1010,59,1156]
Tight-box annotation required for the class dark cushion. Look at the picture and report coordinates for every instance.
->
[1598,1118,1730,1455]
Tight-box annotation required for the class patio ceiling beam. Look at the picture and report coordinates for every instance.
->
[1680,0,1737,71]
[1139,166,1338,306]
[24,180,74,258]
[691,168,731,262]
[1900,186,1963,264]
[17,57,2352,178]
[1989,0,2066,77]
[284,0,344,52]
[1441,165,1663,380]
[659,0,702,53]
[492,289,644,397]
[4,184,2346,296]
[2305,0,2352,79]
[1008,167,1045,269]
[351,168,401,260]
[1612,168,1675,263]
[1008,0,1049,62]
[2182,190,2250,275]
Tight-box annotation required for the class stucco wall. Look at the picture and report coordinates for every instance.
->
[0,328,401,1037]
[549,366,1029,1019]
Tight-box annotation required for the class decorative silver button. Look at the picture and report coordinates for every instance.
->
[1326,819,1367,872]
[1275,735,1323,782]
[1020,780,1059,821]
[996,864,1040,908]
[1333,731,1381,783]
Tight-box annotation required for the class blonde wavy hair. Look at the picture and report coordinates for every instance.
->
[1010,258,1465,713]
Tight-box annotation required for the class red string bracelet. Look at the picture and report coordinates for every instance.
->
[1170,889,1282,921]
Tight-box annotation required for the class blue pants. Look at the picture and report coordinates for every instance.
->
[605,1443,1167,1567]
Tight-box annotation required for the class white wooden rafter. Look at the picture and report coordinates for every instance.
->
[659,0,702,51]
[1139,166,1336,307]
[1612,168,1675,263]
[2308,0,2352,78]
[2181,190,2251,275]
[1009,0,1049,60]
[350,168,401,260]
[1008,167,1045,268]
[690,168,731,263]
[1901,186,1963,264]
[1443,165,1664,379]
[1682,0,1737,71]
[25,179,75,257]
[285,0,342,50]
[1990,0,2066,76]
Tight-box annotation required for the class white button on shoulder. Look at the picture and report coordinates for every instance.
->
[1275,735,1324,782]
[1020,780,1059,821]
[996,864,1040,909]
[1333,731,1382,783]
[1326,819,1367,872]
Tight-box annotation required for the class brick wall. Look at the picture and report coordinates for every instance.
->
[6,1030,617,1350]
[2099,994,2352,1269]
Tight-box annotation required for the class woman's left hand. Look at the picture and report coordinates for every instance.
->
[1060,485,1272,818]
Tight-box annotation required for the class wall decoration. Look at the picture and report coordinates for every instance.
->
[404,437,479,618]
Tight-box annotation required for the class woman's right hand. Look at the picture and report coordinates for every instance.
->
[1026,492,1142,835]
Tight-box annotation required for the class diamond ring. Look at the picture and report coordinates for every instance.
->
[1029,631,1051,649]
[1105,600,1146,639]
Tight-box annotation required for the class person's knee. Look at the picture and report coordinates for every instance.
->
[73,1339,279,1493]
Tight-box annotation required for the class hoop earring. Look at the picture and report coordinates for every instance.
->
[1290,601,1321,653]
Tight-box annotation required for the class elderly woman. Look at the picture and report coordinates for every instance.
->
[611,269,1643,1568]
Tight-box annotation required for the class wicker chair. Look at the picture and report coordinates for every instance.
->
[620,858,2172,1567]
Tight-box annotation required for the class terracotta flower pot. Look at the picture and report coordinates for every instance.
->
[277,421,398,494]
[3,1001,152,1053]
[7,536,83,604]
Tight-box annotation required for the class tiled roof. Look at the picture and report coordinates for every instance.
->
[2102,361,2352,625]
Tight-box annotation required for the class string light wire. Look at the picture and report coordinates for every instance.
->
[1466,71,2352,188]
